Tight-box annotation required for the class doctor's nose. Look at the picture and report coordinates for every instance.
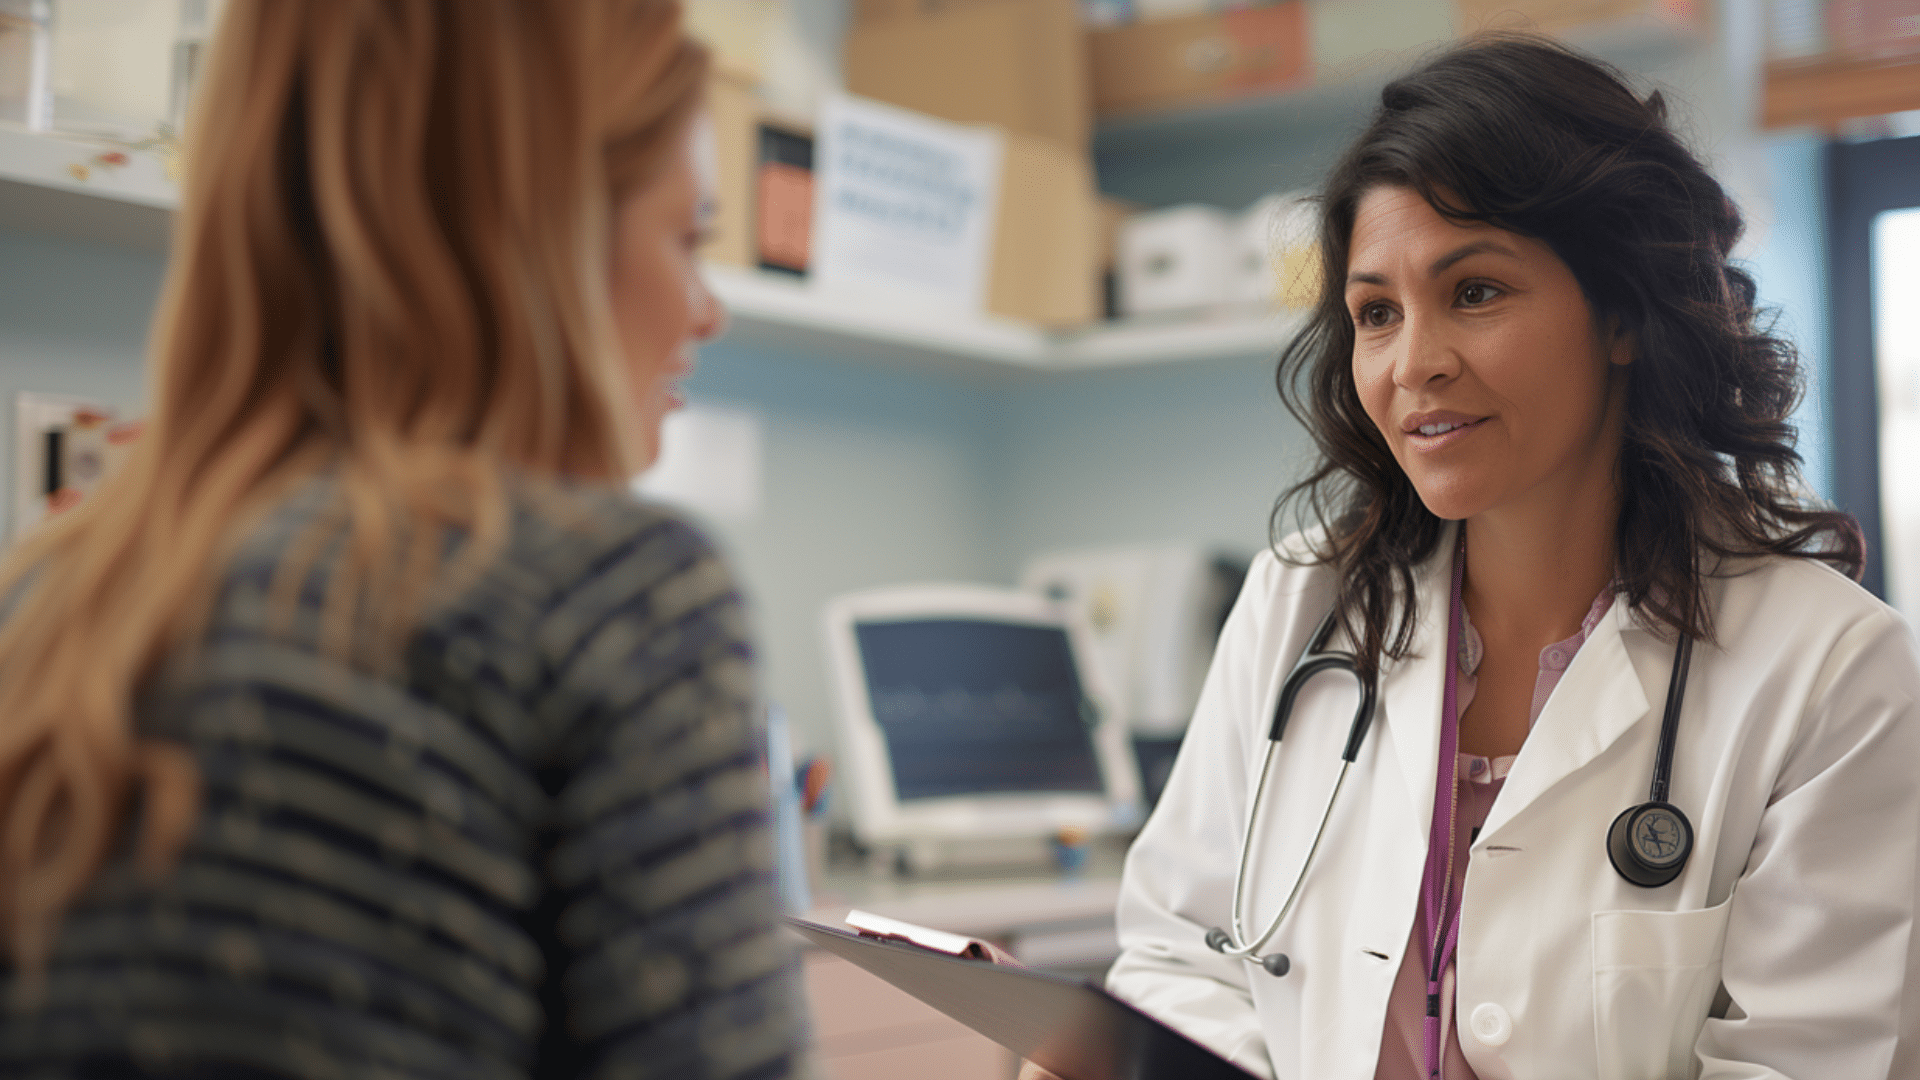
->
[1390,318,1462,391]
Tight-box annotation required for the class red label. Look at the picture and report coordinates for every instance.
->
[757,162,814,271]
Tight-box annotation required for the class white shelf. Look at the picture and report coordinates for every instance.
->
[706,263,1305,374]
[0,126,1304,373]
[0,125,174,249]
[704,264,1050,371]
[1055,306,1306,370]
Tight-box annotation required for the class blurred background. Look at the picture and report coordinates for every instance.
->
[1,2,1917,1075]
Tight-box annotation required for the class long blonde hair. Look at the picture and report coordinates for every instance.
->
[0,0,708,973]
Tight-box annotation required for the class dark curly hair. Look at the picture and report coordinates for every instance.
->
[1273,33,1862,677]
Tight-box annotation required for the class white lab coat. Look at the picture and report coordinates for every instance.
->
[1108,524,1920,1079]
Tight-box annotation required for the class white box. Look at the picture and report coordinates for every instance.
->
[1116,204,1232,316]
[1224,191,1318,309]
[1019,544,1244,737]
[811,92,1004,315]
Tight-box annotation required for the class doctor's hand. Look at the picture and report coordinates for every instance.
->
[1015,1062,1064,1080]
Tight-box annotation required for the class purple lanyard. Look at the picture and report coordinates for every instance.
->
[1423,534,1470,1079]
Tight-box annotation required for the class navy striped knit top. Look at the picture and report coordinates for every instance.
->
[0,479,806,1080]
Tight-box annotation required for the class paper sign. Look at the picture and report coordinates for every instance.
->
[810,92,1003,313]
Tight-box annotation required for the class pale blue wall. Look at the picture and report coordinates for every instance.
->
[985,355,1307,579]
[0,231,167,538]
[678,345,1311,756]
[676,348,1005,756]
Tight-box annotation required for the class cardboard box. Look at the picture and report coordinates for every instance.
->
[699,69,759,268]
[851,0,1000,24]
[683,0,783,82]
[1090,2,1311,117]
[990,132,1101,328]
[844,0,1091,146]
[1825,0,1920,62]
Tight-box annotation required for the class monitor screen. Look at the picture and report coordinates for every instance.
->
[854,618,1107,801]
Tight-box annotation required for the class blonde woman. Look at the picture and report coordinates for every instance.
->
[0,3,804,1078]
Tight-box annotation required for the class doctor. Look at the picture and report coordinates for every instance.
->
[1026,34,1920,1080]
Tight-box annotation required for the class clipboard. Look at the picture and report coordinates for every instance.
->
[788,916,1258,1080]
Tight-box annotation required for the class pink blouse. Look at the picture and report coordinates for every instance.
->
[1373,588,1615,1080]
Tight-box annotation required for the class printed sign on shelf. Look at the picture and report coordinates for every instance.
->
[810,92,1003,315]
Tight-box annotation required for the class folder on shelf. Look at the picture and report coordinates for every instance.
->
[788,914,1257,1080]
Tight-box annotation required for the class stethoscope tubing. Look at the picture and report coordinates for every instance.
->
[1219,750,1352,960]
[1212,611,1371,961]
[1208,602,1696,967]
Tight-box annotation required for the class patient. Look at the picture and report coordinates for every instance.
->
[0,3,804,1078]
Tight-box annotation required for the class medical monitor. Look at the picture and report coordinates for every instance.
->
[823,584,1142,851]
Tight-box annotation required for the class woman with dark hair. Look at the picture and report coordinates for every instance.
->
[1039,34,1920,1080]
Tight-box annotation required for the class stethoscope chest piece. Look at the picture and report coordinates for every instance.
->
[1605,632,1698,889]
[1606,800,1694,887]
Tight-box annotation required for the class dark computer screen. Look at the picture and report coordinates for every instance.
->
[854,618,1107,801]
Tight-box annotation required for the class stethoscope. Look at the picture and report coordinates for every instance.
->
[1204,607,1696,977]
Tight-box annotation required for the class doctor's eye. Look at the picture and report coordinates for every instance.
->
[1458,282,1503,307]
[1354,302,1398,329]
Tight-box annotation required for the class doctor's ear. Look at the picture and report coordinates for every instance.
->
[1601,316,1634,367]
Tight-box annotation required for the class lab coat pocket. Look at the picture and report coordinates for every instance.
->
[1591,899,1731,1080]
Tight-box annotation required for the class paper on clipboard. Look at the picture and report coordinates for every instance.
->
[844,908,1022,966]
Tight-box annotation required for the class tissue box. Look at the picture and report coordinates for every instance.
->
[1117,204,1232,316]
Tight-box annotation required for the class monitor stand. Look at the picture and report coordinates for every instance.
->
[877,835,1062,879]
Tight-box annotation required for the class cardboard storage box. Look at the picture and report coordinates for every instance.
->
[851,0,1015,25]
[844,0,1091,146]
[990,132,1100,328]
[1090,2,1311,117]
[698,69,759,268]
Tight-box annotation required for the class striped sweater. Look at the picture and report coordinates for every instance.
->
[0,479,806,1080]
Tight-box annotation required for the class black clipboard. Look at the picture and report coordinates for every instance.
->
[788,917,1258,1080]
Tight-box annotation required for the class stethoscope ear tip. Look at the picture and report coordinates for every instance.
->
[1259,953,1291,977]
[1204,928,1232,953]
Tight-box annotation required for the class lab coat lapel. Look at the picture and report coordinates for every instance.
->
[1476,598,1654,844]
[1377,524,1459,846]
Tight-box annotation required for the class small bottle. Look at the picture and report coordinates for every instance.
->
[1051,825,1090,876]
